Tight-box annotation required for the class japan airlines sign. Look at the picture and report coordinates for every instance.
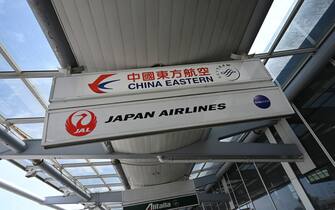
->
[42,87,294,148]
[51,59,271,101]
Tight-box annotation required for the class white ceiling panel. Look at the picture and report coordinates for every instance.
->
[111,129,207,153]
[112,129,207,187]
[121,161,192,188]
[52,0,260,71]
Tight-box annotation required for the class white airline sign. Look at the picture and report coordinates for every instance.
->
[43,87,294,148]
[51,59,271,101]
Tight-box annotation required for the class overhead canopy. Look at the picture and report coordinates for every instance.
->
[31,0,272,70]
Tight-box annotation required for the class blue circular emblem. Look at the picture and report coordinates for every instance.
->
[254,95,271,109]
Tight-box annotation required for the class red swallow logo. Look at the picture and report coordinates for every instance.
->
[88,73,120,94]
[65,110,97,136]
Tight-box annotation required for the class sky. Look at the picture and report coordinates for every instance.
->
[0,160,83,210]
[0,0,331,209]
[0,0,78,209]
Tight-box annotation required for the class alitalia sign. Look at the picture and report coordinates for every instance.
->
[123,194,199,210]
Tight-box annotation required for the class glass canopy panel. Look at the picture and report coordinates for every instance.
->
[104,177,121,184]
[266,56,293,79]
[95,166,116,175]
[0,54,13,71]
[219,136,234,142]
[203,162,220,170]
[189,173,198,180]
[15,123,43,139]
[57,159,87,164]
[275,53,311,84]
[249,0,298,54]
[192,163,204,171]
[79,178,104,186]
[0,0,60,70]
[198,170,216,178]
[0,79,44,118]
[66,167,96,176]
[28,78,52,103]
[266,53,310,82]
[275,0,335,51]
[90,187,109,193]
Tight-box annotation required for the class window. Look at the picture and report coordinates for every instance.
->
[226,164,250,206]
[275,0,335,51]
[238,163,274,210]
[256,163,305,210]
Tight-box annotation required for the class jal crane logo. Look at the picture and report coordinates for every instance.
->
[65,110,97,136]
[88,73,120,94]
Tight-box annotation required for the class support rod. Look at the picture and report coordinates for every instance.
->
[111,159,130,190]
[205,131,262,192]
[32,160,91,201]
[104,142,131,190]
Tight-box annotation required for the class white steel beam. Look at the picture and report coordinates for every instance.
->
[4,117,45,124]
[0,70,64,79]
[0,139,303,162]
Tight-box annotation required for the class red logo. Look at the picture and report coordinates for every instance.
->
[65,110,97,136]
[88,74,120,94]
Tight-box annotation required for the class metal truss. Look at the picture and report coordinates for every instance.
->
[0,119,302,162]
[44,191,229,205]
[43,187,228,205]
[0,139,302,162]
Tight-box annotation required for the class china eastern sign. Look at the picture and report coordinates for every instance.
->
[51,59,271,101]
[42,87,294,148]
